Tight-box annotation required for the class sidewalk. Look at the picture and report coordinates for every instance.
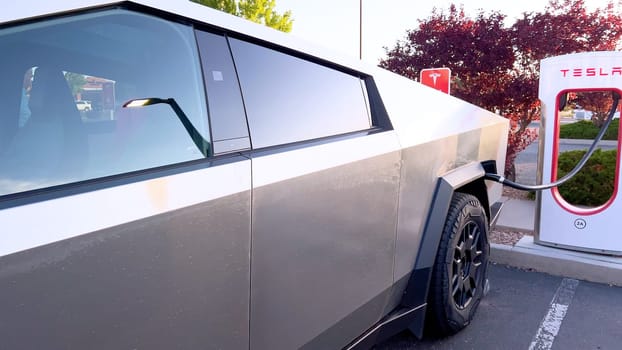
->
[492,196,622,286]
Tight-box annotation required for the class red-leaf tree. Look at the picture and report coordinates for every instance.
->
[380,0,622,179]
[570,91,616,127]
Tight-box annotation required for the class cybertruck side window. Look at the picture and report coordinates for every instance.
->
[0,10,209,196]
[228,38,371,148]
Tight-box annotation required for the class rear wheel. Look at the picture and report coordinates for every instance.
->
[426,192,489,336]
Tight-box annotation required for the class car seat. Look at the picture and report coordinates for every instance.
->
[0,67,88,192]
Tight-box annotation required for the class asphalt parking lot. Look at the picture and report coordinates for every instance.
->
[377,263,622,350]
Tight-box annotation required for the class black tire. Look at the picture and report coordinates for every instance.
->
[426,192,489,337]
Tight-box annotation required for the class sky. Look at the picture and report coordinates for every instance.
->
[275,0,617,63]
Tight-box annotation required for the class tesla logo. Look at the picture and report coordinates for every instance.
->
[420,68,451,94]
[560,67,622,77]
[429,72,441,86]
[574,218,587,230]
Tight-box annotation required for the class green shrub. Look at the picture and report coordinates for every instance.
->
[559,119,619,140]
[556,149,617,206]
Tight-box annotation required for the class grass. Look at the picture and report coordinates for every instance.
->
[556,149,617,206]
[559,119,619,140]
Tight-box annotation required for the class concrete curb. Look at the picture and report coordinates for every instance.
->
[494,197,535,233]
[491,236,622,287]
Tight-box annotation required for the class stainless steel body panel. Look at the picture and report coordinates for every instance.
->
[373,68,508,282]
[249,132,401,349]
[0,160,252,349]
[394,124,508,277]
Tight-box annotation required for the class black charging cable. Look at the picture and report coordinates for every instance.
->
[485,91,621,191]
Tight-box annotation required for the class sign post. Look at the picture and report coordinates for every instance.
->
[420,68,451,94]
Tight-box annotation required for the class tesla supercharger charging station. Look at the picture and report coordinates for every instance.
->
[537,52,622,255]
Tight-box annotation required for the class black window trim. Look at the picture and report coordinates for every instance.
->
[193,27,256,156]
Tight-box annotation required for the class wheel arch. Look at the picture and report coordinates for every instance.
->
[455,178,490,221]
[399,162,490,338]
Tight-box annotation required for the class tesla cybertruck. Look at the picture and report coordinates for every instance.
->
[0,1,508,348]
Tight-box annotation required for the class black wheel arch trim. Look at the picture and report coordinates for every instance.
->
[399,161,491,338]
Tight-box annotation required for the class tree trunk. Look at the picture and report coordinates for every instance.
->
[505,162,516,182]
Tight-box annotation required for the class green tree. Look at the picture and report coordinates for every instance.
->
[192,0,293,32]
[64,72,87,96]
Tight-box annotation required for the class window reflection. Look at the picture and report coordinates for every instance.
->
[229,38,371,148]
[0,10,209,196]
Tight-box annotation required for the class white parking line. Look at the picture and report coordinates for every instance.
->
[528,278,580,350]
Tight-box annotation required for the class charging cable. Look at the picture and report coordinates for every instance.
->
[485,91,621,191]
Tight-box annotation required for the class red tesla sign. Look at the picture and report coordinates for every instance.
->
[420,68,451,94]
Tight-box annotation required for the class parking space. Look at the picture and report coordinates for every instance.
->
[377,263,622,350]
[553,279,622,350]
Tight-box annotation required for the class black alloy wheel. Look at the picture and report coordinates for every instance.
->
[451,219,485,310]
[426,192,490,337]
